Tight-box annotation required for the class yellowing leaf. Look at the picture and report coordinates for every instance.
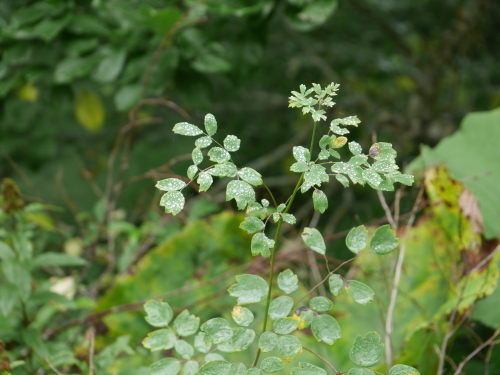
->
[18,82,38,102]
[75,89,105,132]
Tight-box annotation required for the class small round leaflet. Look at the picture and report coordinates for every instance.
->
[350,332,384,367]
[370,225,398,255]
[173,310,199,336]
[345,280,374,305]
[269,296,294,319]
[389,365,420,375]
[278,269,298,294]
[150,358,181,375]
[260,357,284,373]
[346,226,368,254]
[198,360,231,375]
[277,335,302,362]
[348,369,375,375]
[311,314,341,345]
[328,274,344,296]
[273,317,299,334]
[228,274,268,305]
[309,296,333,312]
[291,362,327,375]
[144,300,173,327]
[200,318,233,344]
[259,331,278,352]
[142,329,176,351]
[301,227,326,255]
[175,339,194,359]
[183,361,199,375]
[231,306,254,327]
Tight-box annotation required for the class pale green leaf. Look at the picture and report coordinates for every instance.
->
[336,174,349,188]
[394,174,414,186]
[350,332,384,367]
[194,332,212,353]
[269,296,294,320]
[230,328,256,351]
[328,274,344,296]
[347,368,375,375]
[151,358,181,375]
[204,354,225,363]
[278,269,299,294]
[349,142,362,155]
[329,149,341,159]
[312,189,328,213]
[175,339,194,359]
[156,178,186,191]
[291,362,327,375]
[273,317,299,334]
[183,361,199,375]
[246,368,260,375]
[197,172,213,192]
[209,163,237,177]
[277,335,302,362]
[276,203,286,212]
[346,226,368,254]
[293,146,311,162]
[309,296,333,312]
[240,217,265,234]
[261,199,270,207]
[345,280,374,304]
[260,357,284,373]
[348,166,365,185]
[192,148,203,165]
[304,164,329,186]
[281,213,296,224]
[389,365,420,375]
[195,136,213,149]
[173,310,199,337]
[229,364,246,375]
[293,307,314,329]
[160,191,185,216]
[370,225,399,255]
[231,306,254,327]
[224,135,241,152]
[331,162,350,174]
[187,165,198,179]
[290,161,309,173]
[259,332,278,352]
[208,147,231,163]
[372,161,398,173]
[349,155,368,166]
[142,329,176,351]
[204,114,217,136]
[144,300,173,327]
[237,168,263,186]
[173,122,203,136]
[319,135,331,149]
[200,318,233,344]
[228,274,269,305]
[198,361,231,375]
[301,227,326,255]
[318,149,330,160]
[362,169,382,187]
[251,233,274,258]
[226,180,256,210]
[311,315,341,345]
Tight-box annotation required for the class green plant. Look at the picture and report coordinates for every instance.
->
[141,83,417,375]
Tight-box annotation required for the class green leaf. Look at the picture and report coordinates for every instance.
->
[349,155,368,166]
[260,357,284,373]
[309,296,333,312]
[240,217,265,234]
[194,332,212,353]
[220,328,255,352]
[277,335,302,362]
[142,329,176,351]
[246,369,260,375]
[208,147,231,163]
[228,274,269,305]
[336,174,350,188]
[187,165,198,180]
[160,191,185,215]
[156,178,186,191]
[273,317,299,334]
[349,142,362,155]
[394,174,414,186]
[291,362,327,375]
[349,332,384,367]
[311,315,341,345]
[114,84,141,111]
[312,189,328,213]
[226,180,256,210]
[173,122,204,136]
[33,14,72,42]
[231,306,254,327]
[278,269,299,294]
[197,172,213,192]
[269,296,294,320]
[150,358,181,375]
[238,168,263,186]
[345,280,374,304]
[348,166,365,185]
[290,161,309,173]
[205,353,225,363]
[196,136,213,149]
[144,300,173,327]
[229,364,246,375]
[209,163,238,178]
[372,161,398,173]
[200,318,233,344]
[93,49,126,83]
[281,213,296,224]
[294,307,314,329]
[251,233,274,257]
[175,339,194,359]
[204,114,217,136]
[301,227,326,255]
[389,365,420,375]
[31,252,87,268]
[304,164,329,186]
[370,225,399,255]
[173,310,199,337]
[293,146,311,162]
[75,89,105,132]
[329,149,341,159]
[192,148,204,165]
[183,361,199,375]
[198,361,231,375]
[346,226,368,254]
[54,56,100,83]
[328,274,344,296]
[224,135,241,152]
[347,368,375,375]
[362,169,382,187]
[259,332,278,352]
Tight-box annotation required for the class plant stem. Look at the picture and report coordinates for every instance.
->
[253,121,318,366]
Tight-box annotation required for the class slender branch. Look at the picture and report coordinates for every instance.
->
[262,181,279,208]
[384,185,424,367]
[452,330,500,375]
[377,190,396,229]
[303,347,340,375]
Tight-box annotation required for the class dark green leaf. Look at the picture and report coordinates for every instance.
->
[370,225,398,255]
[93,49,126,83]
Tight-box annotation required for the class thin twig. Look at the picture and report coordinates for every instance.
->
[88,325,95,375]
[377,190,397,229]
[302,347,340,375]
[452,330,500,375]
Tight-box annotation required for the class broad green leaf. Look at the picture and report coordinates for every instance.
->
[205,354,225,363]
[197,172,213,192]
[349,142,362,155]
[224,135,241,152]
[345,281,374,304]
[194,332,212,353]
[226,180,256,210]
[389,365,420,375]
[312,189,328,213]
[240,217,265,234]
[290,161,309,173]
[228,274,269,305]
[75,89,104,132]
[349,332,384,367]
[273,317,299,334]
[278,269,299,294]
[175,339,194,359]
[196,136,213,149]
[347,369,375,375]
[311,315,341,345]
[144,300,173,327]
[328,274,344,296]
[260,357,284,373]
[281,213,296,224]
[183,361,199,375]
[142,329,176,351]
[394,174,414,186]
[31,252,87,268]
[237,168,263,186]
[259,332,278,352]
[301,227,326,255]
[192,148,203,165]
[370,225,398,255]
[336,174,349,188]
[277,335,302,362]
[229,364,246,375]
[346,226,368,254]
[92,49,126,83]
[156,178,186,191]
[361,169,382,187]
[200,318,233,344]
[173,310,199,337]
[293,146,311,162]
[198,361,231,375]
[160,191,185,216]
[150,358,181,375]
[251,233,274,257]
[208,147,231,163]
[269,296,294,319]
[173,122,204,136]
[231,306,254,327]
[309,296,333,312]
[204,114,217,136]
[291,362,327,375]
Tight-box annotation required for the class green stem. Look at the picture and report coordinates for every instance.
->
[262,181,278,208]
[253,121,318,366]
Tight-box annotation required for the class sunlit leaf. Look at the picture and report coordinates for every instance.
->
[144,300,173,327]
[301,227,326,255]
[278,269,299,294]
[370,225,398,255]
[311,314,341,345]
[269,296,294,320]
[259,331,278,352]
[346,226,368,254]
[200,318,233,344]
[345,280,374,304]
[229,364,246,375]
[192,148,203,165]
[349,332,384,367]
[231,306,254,327]
[260,357,284,373]
[228,274,269,305]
